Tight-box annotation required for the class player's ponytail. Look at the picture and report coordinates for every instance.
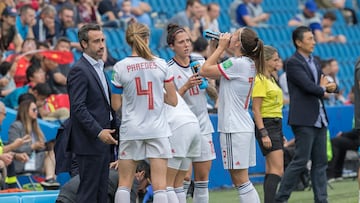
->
[239,27,265,76]
[126,23,154,60]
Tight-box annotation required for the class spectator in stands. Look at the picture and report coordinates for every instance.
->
[97,0,122,23]
[16,4,36,41]
[288,0,321,27]
[54,5,82,50]
[2,82,51,110]
[0,7,23,53]
[33,5,57,46]
[119,0,152,27]
[252,45,284,203]
[288,1,341,44]
[315,0,357,25]
[26,63,46,87]
[230,0,270,28]
[52,37,71,93]
[328,58,346,103]
[275,26,337,203]
[0,0,15,15]
[0,101,30,189]
[6,38,38,87]
[8,99,59,187]
[15,0,39,12]
[159,0,204,48]
[0,61,16,97]
[76,0,102,28]
[202,3,220,32]
[118,0,137,29]
[56,5,75,39]
[321,11,346,43]
[355,58,360,203]
[38,47,68,95]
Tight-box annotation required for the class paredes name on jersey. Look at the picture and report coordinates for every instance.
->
[127,61,158,72]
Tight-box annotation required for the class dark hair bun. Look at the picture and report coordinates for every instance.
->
[167,23,181,33]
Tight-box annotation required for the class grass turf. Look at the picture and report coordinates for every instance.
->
[188,178,358,203]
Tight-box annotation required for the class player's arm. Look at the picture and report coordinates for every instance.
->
[111,94,122,112]
[164,80,177,107]
[110,81,123,112]
[200,33,231,79]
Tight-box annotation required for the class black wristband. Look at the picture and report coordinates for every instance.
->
[259,128,269,137]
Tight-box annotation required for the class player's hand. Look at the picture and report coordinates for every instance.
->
[109,161,119,170]
[186,73,202,89]
[218,33,232,50]
[262,136,272,149]
[99,129,118,145]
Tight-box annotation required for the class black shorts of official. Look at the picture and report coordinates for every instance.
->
[255,118,284,156]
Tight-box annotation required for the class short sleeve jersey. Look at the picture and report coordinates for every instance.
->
[217,56,256,133]
[112,56,173,140]
[252,75,283,118]
[165,92,199,131]
[168,57,214,135]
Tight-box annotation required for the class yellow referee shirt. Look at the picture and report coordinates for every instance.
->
[252,75,283,118]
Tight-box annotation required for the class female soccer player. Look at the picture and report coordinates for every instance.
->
[112,22,177,203]
[165,92,201,203]
[200,27,265,203]
[167,23,216,203]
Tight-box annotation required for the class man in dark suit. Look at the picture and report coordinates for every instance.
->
[275,26,336,203]
[66,23,120,203]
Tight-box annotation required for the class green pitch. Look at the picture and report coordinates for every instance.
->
[188,178,358,203]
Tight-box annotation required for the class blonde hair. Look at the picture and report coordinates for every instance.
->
[126,23,154,60]
[263,45,278,61]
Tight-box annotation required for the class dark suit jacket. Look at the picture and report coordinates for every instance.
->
[66,56,120,155]
[286,52,328,126]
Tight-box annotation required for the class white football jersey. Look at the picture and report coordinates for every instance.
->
[217,56,256,133]
[168,57,214,135]
[112,56,173,140]
[165,92,199,131]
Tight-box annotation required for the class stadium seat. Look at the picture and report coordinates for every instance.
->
[21,194,58,203]
[0,196,20,203]
[150,27,163,49]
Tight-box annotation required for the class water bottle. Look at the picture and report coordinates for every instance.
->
[203,29,221,40]
[190,61,208,89]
